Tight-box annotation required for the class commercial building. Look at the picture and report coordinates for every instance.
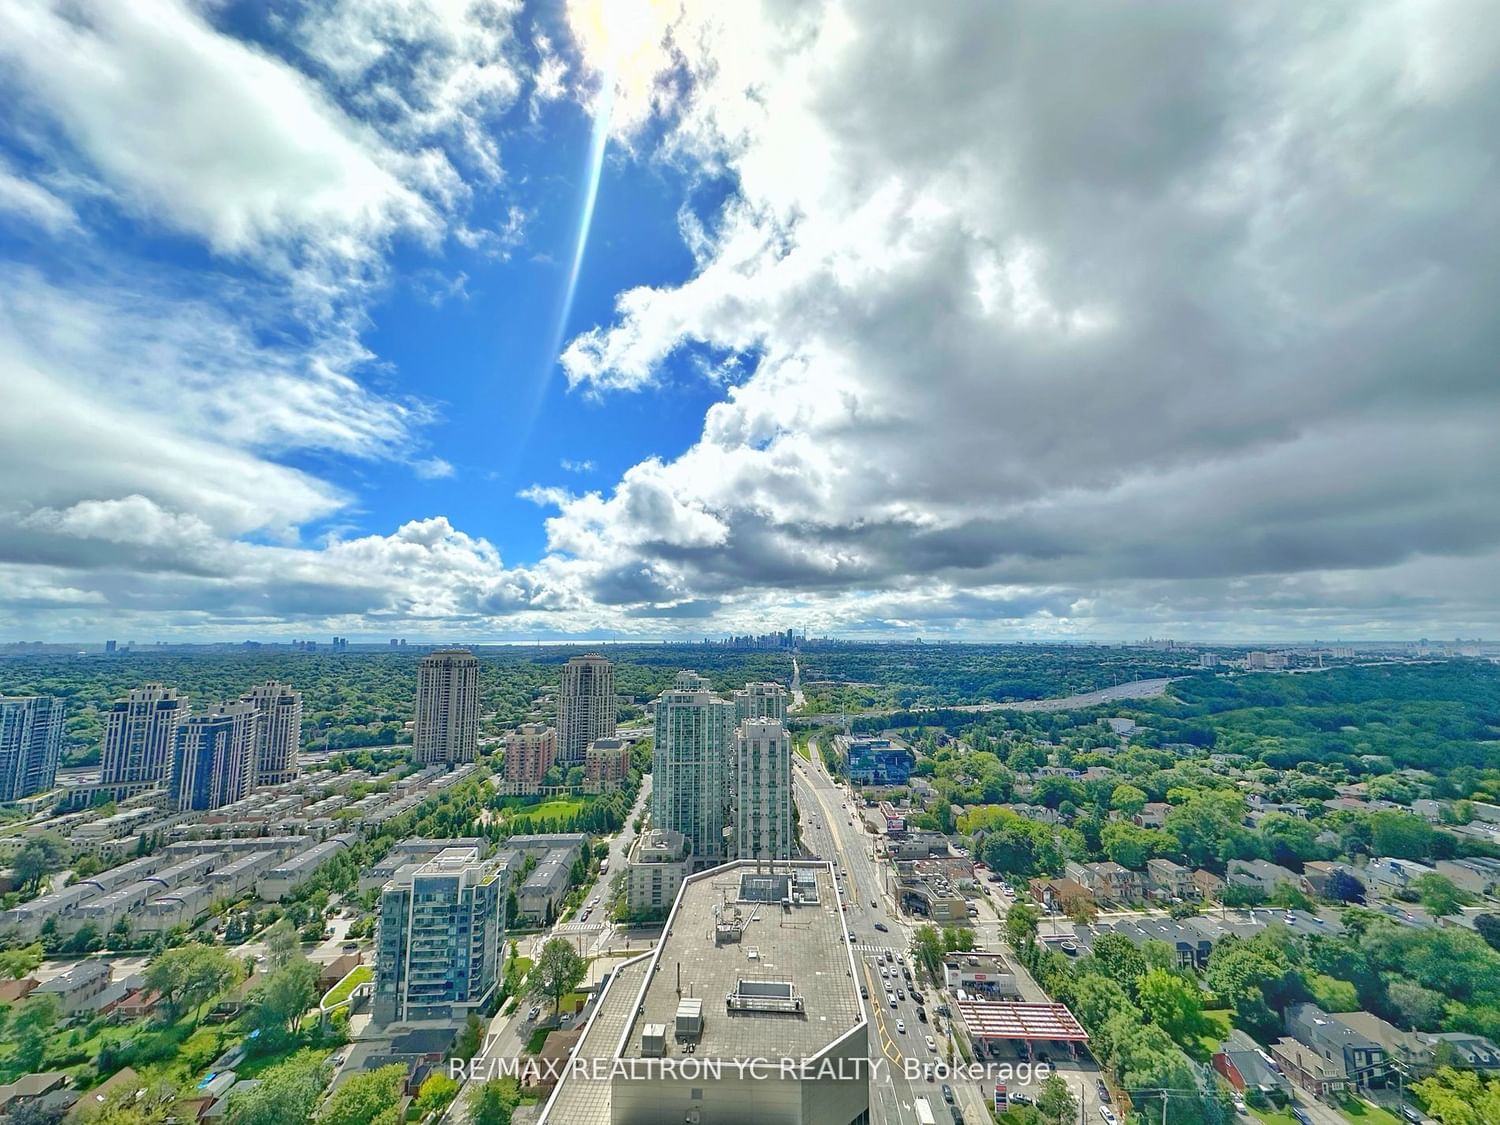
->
[733,719,792,861]
[504,724,556,794]
[169,703,258,812]
[584,737,630,793]
[624,828,690,918]
[652,672,737,867]
[559,654,616,764]
[840,737,915,786]
[239,681,302,787]
[413,649,479,765]
[733,682,789,724]
[0,695,63,803]
[539,859,867,1125]
[373,846,507,1025]
[102,685,189,787]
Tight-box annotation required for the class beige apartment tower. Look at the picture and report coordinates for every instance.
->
[414,649,480,765]
[101,685,189,786]
[240,680,302,787]
[558,654,616,764]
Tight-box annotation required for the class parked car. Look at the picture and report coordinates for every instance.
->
[925,1035,937,1052]
[1096,1080,1111,1104]
[941,1084,955,1104]
[916,1007,928,1023]
[528,1005,540,1021]
[1098,1109,1118,1125]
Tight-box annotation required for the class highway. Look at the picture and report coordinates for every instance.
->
[795,747,982,1124]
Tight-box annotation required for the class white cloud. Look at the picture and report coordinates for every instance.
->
[542,0,1500,635]
[0,0,450,301]
[0,162,78,233]
[413,457,456,480]
[560,458,595,473]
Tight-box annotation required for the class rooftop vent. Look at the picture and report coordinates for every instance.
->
[641,1023,667,1058]
[675,998,704,1041]
[726,979,804,1015]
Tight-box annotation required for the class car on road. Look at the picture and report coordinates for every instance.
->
[888,992,897,1008]
[941,1084,955,1104]
[874,922,889,932]
[528,1005,540,1021]
[895,1019,905,1034]
[860,984,869,998]
[925,1035,937,1052]
[560,1014,573,1028]
[916,1007,927,1023]
[897,989,906,1000]
[342,941,359,952]
[1098,1109,1118,1125]
[1096,1080,1111,1104]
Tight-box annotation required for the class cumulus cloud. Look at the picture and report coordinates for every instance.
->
[540,0,1500,636]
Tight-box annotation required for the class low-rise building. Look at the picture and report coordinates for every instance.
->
[37,960,112,1014]
[517,856,572,924]
[942,952,1019,999]
[1227,859,1309,897]
[1066,861,1145,903]
[1435,857,1500,896]
[1213,1029,1293,1099]
[1365,856,1437,897]
[1284,1003,1387,1089]
[1145,858,1196,900]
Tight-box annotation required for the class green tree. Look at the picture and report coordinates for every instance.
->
[1004,903,1039,950]
[1035,1074,1078,1124]
[315,1065,405,1125]
[469,1079,520,1125]
[1136,969,1205,1046]
[1110,784,1148,817]
[456,1012,485,1060]
[145,944,240,1023]
[10,994,60,1072]
[227,1049,328,1125]
[1411,1068,1500,1125]
[526,938,587,1017]
[912,924,944,982]
[264,918,301,968]
[13,834,67,894]
[0,944,43,980]
[1414,873,1470,918]
[1100,822,1169,870]
[415,1074,460,1116]
[251,957,319,1040]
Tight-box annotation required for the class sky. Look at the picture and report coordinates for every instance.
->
[0,0,1497,644]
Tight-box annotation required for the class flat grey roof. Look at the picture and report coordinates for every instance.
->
[540,954,651,1125]
[619,861,862,1061]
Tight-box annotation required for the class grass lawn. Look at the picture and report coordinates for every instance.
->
[235,1043,332,1080]
[1336,1097,1402,1125]
[523,1027,550,1055]
[322,965,372,1008]
[517,798,585,821]
[1251,1108,1302,1125]
[1185,1008,1234,1062]
[793,734,812,761]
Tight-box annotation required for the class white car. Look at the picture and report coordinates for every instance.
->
[888,993,897,1008]
[925,1035,937,1052]
[895,1019,906,1034]
[1098,1110,1119,1125]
